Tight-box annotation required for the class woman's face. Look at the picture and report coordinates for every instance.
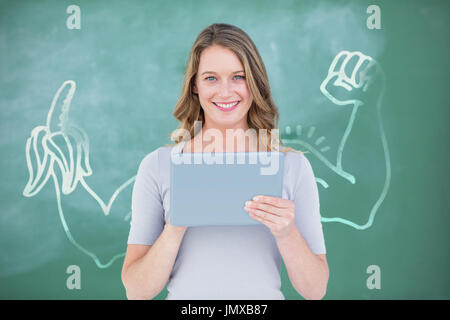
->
[193,45,253,132]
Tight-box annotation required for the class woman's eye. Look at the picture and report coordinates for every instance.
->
[204,75,245,81]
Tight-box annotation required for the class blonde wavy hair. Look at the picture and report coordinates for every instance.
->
[166,23,303,154]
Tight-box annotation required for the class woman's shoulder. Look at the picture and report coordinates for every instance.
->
[137,147,162,172]
[139,142,184,168]
[143,141,182,156]
[280,147,313,174]
[136,144,177,181]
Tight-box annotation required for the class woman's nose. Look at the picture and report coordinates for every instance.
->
[218,80,232,98]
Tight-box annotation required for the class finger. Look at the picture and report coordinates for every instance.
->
[248,209,279,228]
[342,53,367,86]
[349,53,373,89]
[253,195,293,209]
[246,200,284,217]
[333,76,353,91]
[328,50,350,75]
[248,207,284,225]
[353,58,371,88]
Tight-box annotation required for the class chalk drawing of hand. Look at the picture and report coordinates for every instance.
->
[23,80,136,267]
[283,51,391,230]
[320,50,380,107]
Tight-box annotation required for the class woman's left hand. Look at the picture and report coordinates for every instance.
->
[244,195,296,240]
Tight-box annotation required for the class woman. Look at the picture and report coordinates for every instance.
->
[121,23,329,300]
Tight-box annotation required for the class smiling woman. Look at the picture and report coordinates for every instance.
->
[191,44,253,141]
[121,23,328,300]
[169,23,293,153]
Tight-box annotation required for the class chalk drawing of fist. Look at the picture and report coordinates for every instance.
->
[320,50,381,108]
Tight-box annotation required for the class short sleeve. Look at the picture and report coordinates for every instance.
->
[127,149,165,245]
[293,154,327,255]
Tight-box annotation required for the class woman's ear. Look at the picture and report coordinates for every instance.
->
[191,75,198,95]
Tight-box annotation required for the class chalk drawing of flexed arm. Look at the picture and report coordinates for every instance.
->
[320,51,391,229]
[23,80,136,268]
[283,51,391,229]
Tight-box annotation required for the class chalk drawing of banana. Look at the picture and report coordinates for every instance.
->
[23,80,135,268]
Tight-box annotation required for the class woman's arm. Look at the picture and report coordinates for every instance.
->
[121,224,187,300]
[245,153,329,299]
[275,229,329,300]
[245,195,329,300]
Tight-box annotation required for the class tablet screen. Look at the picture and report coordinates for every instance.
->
[170,152,284,226]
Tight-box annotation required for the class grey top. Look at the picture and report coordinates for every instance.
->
[127,141,326,300]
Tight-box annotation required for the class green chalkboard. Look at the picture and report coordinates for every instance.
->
[1,0,449,300]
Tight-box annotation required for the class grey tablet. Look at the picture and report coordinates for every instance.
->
[169,151,284,227]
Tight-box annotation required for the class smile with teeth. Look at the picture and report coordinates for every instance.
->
[213,101,240,109]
